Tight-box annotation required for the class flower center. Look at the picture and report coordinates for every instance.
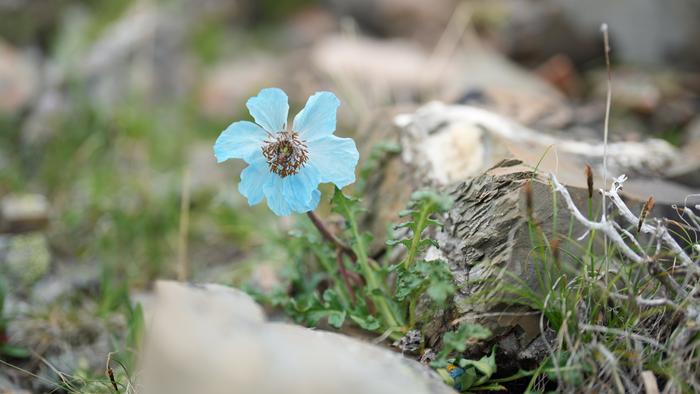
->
[261,131,309,177]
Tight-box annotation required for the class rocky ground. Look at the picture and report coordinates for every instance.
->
[1,0,699,392]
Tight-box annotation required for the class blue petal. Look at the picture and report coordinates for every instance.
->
[292,91,340,141]
[283,166,321,212]
[263,176,293,216]
[238,154,269,206]
[214,121,267,163]
[246,88,289,133]
[309,189,321,211]
[307,135,359,188]
[263,166,320,216]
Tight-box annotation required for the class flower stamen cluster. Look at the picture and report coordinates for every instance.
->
[261,131,308,177]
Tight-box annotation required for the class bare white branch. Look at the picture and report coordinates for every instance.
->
[604,176,695,269]
[550,174,644,264]
[581,324,666,350]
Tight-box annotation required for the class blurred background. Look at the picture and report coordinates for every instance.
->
[1,0,699,391]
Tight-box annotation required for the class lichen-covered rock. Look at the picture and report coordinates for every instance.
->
[138,281,455,394]
[360,102,700,371]
[1,233,51,287]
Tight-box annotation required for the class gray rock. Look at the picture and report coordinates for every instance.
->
[395,102,698,204]
[0,372,30,393]
[501,0,700,67]
[325,0,456,42]
[138,280,455,394]
[198,55,281,119]
[311,34,568,124]
[31,262,100,305]
[0,194,49,233]
[557,0,700,66]
[80,0,195,109]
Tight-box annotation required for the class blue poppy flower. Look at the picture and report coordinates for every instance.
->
[214,88,359,216]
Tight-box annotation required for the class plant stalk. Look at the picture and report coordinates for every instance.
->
[307,211,355,259]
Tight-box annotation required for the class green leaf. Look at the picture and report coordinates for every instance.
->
[419,238,439,249]
[393,221,415,230]
[457,367,478,391]
[331,187,363,219]
[460,349,497,380]
[305,309,330,326]
[470,383,507,391]
[1,345,30,358]
[431,324,492,368]
[328,310,346,328]
[350,314,381,331]
[409,190,454,212]
[322,289,341,308]
[398,209,415,217]
[426,281,453,304]
[385,239,412,248]
[436,368,455,386]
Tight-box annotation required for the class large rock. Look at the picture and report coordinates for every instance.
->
[394,103,699,204]
[138,281,455,394]
[198,55,281,119]
[357,102,700,370]
[500,0,700,67]
[311,34,566,117]
[79,1,195,108]
[325,0,456,42]
[0,194,49,233]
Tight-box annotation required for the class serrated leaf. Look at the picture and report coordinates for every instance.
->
[393,221,416,230]
[426,219,444,227]
[419,238,440,249]
[398,209,416,217]
[396,239,413,248]
[410,190,454,212]
[331,187,362,219]
[426,282,453,304]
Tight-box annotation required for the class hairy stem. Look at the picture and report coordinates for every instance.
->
[342,206,400,329]
[404,206,430,270]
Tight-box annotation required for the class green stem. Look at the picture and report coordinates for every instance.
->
[307,212,355,259]
[316,249,352,308]
[344,206,400,329]
[407,283,429,329]
[404,207,429,270]
[408,297,417,328]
